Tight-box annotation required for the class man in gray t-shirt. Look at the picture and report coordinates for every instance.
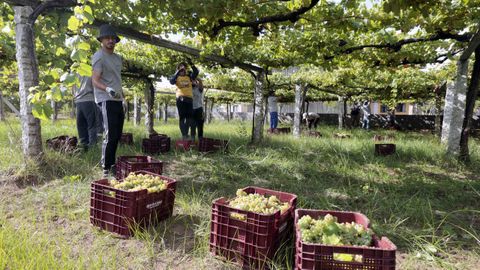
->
[91,24,124,177]
[74,76,98,149]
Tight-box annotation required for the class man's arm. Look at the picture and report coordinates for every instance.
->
[190,65,199,80]
[92,70,107,91]
[92,70,117,97]
[169,70,180,85]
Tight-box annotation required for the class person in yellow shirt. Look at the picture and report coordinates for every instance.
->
[169,61,199,140]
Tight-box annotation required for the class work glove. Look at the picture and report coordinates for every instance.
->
[106,87,117,98]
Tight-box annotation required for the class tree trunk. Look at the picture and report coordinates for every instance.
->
[126,101,130,121]
[0,90,5,121]
[434,83,445,137]
[156,100,160,121]
[70,87,75,118]
[51,100,58,121]
[144,80,156,135]
[263,97,269,126]
[163,101,168,123]
[208,99,214,124]
[134,93,141,126]
[226,102,230,121]
[14,6,43,158]
[293,84,305,138]
[251,72,265,143]
[204,97,208,115]
[337,96,345,129]
[204,98,210,123]
[459,46,480,162]
[70,100,75,119]
[441,29,480,155]
[301,87,308,117]
[441,59,469,154]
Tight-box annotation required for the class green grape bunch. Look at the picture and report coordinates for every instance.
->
[228,189,290,217]
[297,214,373,247]
[109,173,168,193]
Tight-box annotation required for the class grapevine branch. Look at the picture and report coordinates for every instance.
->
[29,0,77,24]
[4,0,38,6]
[211,0,320,36]
[91,19,264,73]
[325,30,472,60]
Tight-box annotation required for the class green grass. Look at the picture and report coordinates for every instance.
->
[0,117,479,269]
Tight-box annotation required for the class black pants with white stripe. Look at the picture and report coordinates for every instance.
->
[99,101,124,170]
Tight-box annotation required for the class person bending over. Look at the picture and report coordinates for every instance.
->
[303,112,320,130]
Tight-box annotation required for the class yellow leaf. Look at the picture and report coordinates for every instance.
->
[68,16,80,31]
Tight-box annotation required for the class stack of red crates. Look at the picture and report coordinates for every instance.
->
[142,134,171,154]
[115,155,163,180]
[210,186,297,269]
[198,137,229,153]
[90,171,177,237]
[294,209,397,270]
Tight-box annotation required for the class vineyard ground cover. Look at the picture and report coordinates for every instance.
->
[0,118,479,269]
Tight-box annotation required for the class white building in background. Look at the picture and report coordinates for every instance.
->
[229,101,421,115]
[155,99,432,122]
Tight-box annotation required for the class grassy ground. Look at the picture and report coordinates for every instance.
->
[0,117,479,269]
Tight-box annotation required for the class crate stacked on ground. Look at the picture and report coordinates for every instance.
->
[305,131,322,138]
[46,135,77,152]
[120,133,134,145]
[295,209,397,270]
[267,128,291,135]
[198,137,229,153]
[90,171,177,237]
[374,144,396,156]
[373,135,396,156]
[142,134,171,154]
[175,139,196,151]
[116,155,163,180]
[210,186,297,269]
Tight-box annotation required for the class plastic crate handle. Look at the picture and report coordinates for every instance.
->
[104,189,116,197]
[230,212,247,221]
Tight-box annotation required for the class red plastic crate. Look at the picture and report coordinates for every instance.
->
[374,144,396,156]
[120,133,134,145]
[142,135,171,154]
[267,128,291,135]
[294,209,396,270]
[175,140,196,151]
[116,156,163,180]
[46,135,77,152]
[306,131,322,138]
[198,137,229,153]
[149,133,169,139]
[210,186,297,269]
[90,171,177,237]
